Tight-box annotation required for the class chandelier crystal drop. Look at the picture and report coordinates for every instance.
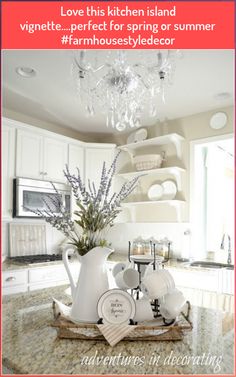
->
[72,50,180,132]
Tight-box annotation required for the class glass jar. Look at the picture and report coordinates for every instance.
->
[143,239,152,255]
[132,237,144,255]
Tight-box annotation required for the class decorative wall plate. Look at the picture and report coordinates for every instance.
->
[97,289,136,325]
[134,128,148,143]
[161,180,177,200]
[210,112,227,130]
[127,128,147,144]
[148,184,164,201]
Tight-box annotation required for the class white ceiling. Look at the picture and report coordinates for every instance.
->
[2,49,234,134]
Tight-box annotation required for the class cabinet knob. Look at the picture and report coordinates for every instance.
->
[39,171,44,175]
[44,172,48,176]
[6,276,16,282]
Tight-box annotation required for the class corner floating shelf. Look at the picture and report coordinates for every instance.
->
[121,200,185,207]
[118,133,185,159]
[121,200,186,222]
[116,167,186,190]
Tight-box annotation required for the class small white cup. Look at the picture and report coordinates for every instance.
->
[141,269,175,299]
[112,262,126,278]
[133,298,154,323]
[115,268,139,290]
[159,289,186,320]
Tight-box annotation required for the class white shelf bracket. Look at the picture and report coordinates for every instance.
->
[130,207,136,223]
[170,135,183,159]
[168,201,183,222]
[120,147,134,160]
[171,170,182,191]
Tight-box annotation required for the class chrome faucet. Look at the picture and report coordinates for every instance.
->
[220,233,232,265]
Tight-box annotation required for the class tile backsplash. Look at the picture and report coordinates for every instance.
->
[106,222,191,258]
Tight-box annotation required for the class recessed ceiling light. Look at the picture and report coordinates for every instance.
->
[214,92,231,101]
[16,66,36,78]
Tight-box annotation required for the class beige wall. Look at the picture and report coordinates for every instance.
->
[2,107,115,143]
[114,106,234,145]
[149,106,234,141]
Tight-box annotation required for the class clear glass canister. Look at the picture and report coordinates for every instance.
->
[132,237,144,255]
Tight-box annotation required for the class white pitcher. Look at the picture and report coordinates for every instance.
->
[63,246,113,323]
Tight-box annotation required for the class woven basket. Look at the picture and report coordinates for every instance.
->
[133,154,163,171]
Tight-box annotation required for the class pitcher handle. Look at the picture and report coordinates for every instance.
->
[62,248,76,298]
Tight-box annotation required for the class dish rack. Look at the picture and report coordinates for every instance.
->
[128,240,174,325]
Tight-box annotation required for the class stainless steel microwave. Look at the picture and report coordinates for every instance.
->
[13,178,71,218]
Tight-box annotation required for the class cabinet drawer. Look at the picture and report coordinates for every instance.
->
[29,265,67,283]
[29,280,68,291]
[3,285,28,295]
[2,270,28,288]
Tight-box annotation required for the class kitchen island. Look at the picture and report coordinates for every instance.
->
[2,285,234,375]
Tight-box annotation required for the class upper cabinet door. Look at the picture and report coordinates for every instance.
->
[43,137,68,182]
[16,129,44,180]
[85,146,115,191]
[68,143,84,180]
[2,124,15,218]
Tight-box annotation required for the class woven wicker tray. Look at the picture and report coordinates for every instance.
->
[52,301,192,341]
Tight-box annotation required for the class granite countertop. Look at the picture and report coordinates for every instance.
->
[2,252,127,271]
[2,285,234,375]
[3,252,233,273]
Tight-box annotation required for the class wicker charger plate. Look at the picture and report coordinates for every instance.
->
[51,301,192,341]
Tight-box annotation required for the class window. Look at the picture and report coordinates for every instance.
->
[191,135,234,261]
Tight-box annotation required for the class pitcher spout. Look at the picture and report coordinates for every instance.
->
[82,246,114,263]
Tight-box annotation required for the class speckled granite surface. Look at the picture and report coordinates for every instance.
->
[2,252,126,271]
[4,251,233,272]
[2,285,234,375]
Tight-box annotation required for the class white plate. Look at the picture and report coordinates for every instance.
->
[161,180,177,200]
[134,128,147,143]
[97,289,136,325]
[210,112,227,129]
[127,128,147,144]
[148,184,163,201]
[130,255,164,263]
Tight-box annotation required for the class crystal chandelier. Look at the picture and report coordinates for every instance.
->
[72,50,179,132]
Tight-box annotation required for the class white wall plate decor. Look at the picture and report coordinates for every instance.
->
[210,112,227,130]
[127,128,147,144]
[148,184,164,201]
[161,180,177,200]
[97,289,136,325]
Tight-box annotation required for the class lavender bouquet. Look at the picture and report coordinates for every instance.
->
[30,152,139,256]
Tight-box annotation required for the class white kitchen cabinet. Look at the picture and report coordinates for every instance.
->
[29,262,80,291]
[29,264,69,291]
[43,137,68,182]
[2,261,81,295]
[16,129,44,180]
[2,122,15,218]
[16,129,68,182]
[68,143,84,178]
[2,270,28,295]
[85,144,115,190]
[167,266,234,294]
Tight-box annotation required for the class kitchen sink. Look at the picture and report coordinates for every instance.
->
[190,261,234,270]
